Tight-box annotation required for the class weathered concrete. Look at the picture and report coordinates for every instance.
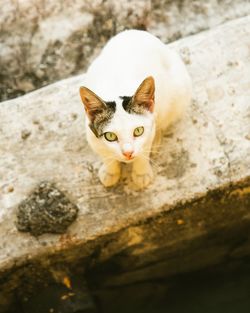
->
[1,0,250,101]
[0,16,250,312]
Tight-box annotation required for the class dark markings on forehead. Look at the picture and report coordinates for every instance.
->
[106,101,116,111]
[121,96,132,112]
[120,96,147,115]
[89,101,116,138]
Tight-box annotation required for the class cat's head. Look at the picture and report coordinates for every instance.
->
[79,76,155,162]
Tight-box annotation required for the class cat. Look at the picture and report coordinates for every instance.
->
[79,30,192,189]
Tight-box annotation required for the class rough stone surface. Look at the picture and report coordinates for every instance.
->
[0,0,150,101]
[0,16,250,312]
[149,0,250,41]
[16,181,79,236]
[1,0,250,101]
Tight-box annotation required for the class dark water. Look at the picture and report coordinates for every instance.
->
[12,260,250,313]
[96,261,250,313]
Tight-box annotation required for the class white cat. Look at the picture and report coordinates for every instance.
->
[79,30,192,189]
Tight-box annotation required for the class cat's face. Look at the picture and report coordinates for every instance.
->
[99,103,155,162]
[80,76,155,162]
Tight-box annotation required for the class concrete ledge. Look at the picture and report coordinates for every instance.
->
[0,16,250,311]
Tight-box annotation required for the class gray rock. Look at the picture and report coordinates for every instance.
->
[16,181,79,236]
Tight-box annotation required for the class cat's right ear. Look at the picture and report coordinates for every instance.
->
[133,76,155,113]
[79,87,106,122]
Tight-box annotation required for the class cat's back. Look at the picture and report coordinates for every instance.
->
[102,29,164,54]
[89,30,166,72]
[85,30,170,96]
[84,30,192,127]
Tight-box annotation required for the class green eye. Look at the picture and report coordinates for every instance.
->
[104,132,118,142]
[133,126,144,137]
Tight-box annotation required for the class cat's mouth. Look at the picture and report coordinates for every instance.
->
[119,155,136,163]
[120,150,136,162]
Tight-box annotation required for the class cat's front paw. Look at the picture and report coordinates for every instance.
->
[132,165,154,189]
[98,164,121,187]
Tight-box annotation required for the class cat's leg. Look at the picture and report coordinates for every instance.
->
[98,159,121,187]
[132,156,154,189]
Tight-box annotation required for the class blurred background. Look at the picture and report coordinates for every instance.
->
[1,0,250,102]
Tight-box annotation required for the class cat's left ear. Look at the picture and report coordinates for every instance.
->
[79,86,107,122]
[133,76,155,113]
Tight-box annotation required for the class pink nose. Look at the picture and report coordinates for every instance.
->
[122,151,134,159]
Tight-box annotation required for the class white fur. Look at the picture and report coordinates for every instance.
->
[82,30,192,188]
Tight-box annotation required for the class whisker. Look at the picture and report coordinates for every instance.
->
[138,154,161,172]
[142,148,162,157]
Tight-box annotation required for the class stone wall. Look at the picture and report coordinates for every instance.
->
[1,0,250,101]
